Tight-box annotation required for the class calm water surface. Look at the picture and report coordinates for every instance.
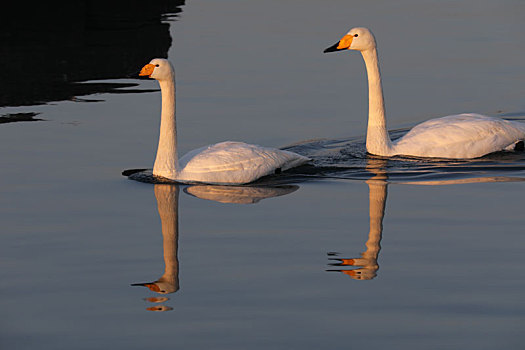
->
[1,1,524,349]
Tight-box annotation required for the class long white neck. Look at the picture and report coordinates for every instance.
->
[153,76,179,178]
[361,48,393,156]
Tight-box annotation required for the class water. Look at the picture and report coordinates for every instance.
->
[1,1,524,349]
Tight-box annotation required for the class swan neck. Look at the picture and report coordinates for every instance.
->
[154,76,179,177]
[362,48,392,156]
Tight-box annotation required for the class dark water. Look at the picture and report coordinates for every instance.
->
[0,1,182,107]
[1,1,525,349]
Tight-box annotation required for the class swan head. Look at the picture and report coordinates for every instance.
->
[324,27,376,53]
[139,58,174,81]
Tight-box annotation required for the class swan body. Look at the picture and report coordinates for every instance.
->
[324,27,525,159]
[176,141,308,184]
[139,58,309,185]
[393,113,525,158]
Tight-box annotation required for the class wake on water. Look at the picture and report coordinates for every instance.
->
[124,116,525,186]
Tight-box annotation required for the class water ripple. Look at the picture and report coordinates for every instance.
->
[124,123,525,186]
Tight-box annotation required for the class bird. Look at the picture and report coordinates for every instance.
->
[324,27,525,159]
[137,58,309,185]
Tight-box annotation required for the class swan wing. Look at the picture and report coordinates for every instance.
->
[393,114,525,158]
[177,141,309,184]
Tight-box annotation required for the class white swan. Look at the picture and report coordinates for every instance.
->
[324,27,525,159]
[138,58,309,185]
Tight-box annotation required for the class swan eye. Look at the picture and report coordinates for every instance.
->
[155,64,160,67]
[354,34,359,37]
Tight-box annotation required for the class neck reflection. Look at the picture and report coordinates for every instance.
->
[329,158,388,280]
[132,184,180,312]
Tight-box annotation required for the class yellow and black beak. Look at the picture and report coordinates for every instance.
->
[323,34,353,53]
[139,63,156,77]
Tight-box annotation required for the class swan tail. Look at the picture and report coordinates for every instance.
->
[504,140,525,152]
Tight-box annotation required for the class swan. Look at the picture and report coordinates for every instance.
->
[138,58,309,185]
[324,27,525,159]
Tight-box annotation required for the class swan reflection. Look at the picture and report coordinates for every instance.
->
[132,183,299,311]
[145,297,169,303]
[132,185,180,311]
[328,157,525,280]
[146,305,174,312]
[328,159,387,280]
[184,184,299,204]
[402,176,525,185]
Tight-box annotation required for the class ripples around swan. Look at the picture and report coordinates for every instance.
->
[125,115,525,187]
[283,124,525,185]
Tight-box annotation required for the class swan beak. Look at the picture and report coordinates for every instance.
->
[131,282,161,292]
[323,34,353,53]
[139,64,156,77]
